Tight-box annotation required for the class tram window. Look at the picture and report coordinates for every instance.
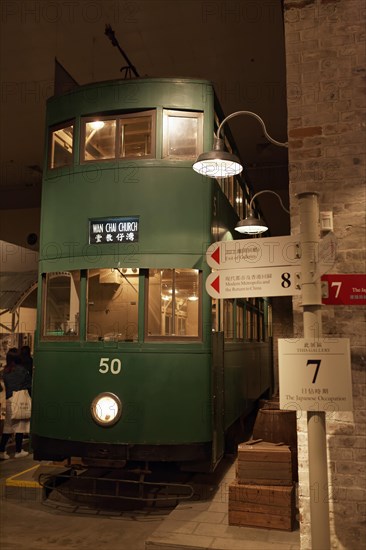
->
[244,298,266,341]
[211,299,219,332]
[246,306,252,340]
[42,272,80,339]
[81,112,156,162]
[258,315,264,341]
[119,112,155,158]
[227,176,234,208]
[163,110,203,159]
[252,315,258,340]
[83,119,116,161]
[257,298,265,341]
[267,303,272,338]
[236,302,244,340]
[146,269,201,339]
[49,123,74,169]
[224,300,234,340]
[87,268,139,342]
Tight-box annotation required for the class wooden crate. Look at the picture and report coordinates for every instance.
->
[229,481,296,531]
[237,441,292,486]
[253,408,298,481]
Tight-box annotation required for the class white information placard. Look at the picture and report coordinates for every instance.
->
[206,266,301,299]
[279,338,353,412]
[206,236,300,270]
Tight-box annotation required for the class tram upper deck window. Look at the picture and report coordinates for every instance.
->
[146,269,201,340]
[83,119,116,161]
[81,111,155,162]
[49,123,74,169]
[163,111,203,159]
[42,272,80,339]
[87,268,139,342]
[119,113,155,158]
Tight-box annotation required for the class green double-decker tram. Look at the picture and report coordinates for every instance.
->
[31,77,273,471]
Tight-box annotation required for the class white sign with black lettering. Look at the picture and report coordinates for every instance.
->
[206,266,301,298]
[279,338,353,412]
[206,236,300,270]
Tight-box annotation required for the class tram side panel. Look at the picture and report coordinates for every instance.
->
[39,166,209,265]
[31,349,212,461]
[211,185,273,433]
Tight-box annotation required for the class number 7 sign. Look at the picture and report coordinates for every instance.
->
[307,359,321,384]
[278,338,353,412]
[321,274,366,305]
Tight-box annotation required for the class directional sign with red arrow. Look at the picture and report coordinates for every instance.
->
[206,266,301,299]
[206,236,301,270]
[210,273,220,294]
[210,245,220,267]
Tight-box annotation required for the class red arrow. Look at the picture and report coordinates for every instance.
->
[211,246,220,266]
[211,275,220,294]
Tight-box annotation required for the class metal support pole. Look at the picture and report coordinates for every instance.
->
[298,192,331,549]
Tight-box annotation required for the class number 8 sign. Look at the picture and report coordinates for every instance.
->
[205,266,301,299]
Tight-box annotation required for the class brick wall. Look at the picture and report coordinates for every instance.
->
[283,1,366,548]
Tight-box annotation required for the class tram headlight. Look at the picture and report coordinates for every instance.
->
[90,392,122,427]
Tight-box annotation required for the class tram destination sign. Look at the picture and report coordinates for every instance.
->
[279,338,353,412]
[206,236,301,270]
[89,216,139,244]
[206,266,301,299]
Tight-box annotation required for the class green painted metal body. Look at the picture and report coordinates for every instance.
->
[32,78,272,467]
[32,347,212,443]
[40,78,215,271]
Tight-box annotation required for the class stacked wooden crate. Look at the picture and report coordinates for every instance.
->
[229,440,296,531]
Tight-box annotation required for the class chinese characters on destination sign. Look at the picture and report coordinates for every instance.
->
[205,266,301,298]
[206,236,301,270]
[279,338,353,412]
[89,216,139,244]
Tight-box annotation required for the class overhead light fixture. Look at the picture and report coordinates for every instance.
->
[235,211,268,234]
[235,190,290,235]
[90,120,105,130]
[193,137,242,178]
[193,110,288,179]
[188,281,199,301]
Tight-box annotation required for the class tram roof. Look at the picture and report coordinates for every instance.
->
[47,76,215,102]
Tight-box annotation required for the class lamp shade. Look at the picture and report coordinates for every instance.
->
[193,150,243,178]
[193,137,243,178]
[235,211,268,234]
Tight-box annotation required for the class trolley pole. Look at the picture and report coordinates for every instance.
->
[298,192,331,549]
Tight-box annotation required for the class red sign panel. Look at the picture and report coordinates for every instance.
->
[321,274,366,305]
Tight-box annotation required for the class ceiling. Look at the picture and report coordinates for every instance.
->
[0,0,289,242]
